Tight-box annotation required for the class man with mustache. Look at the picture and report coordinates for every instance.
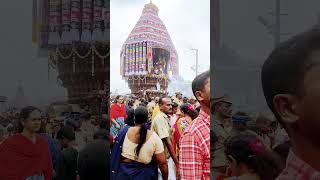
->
[151,97,180,179]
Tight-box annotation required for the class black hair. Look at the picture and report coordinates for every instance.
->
[37,119,47,134]
[93,129,109,140]
[78,140,109,180]
[159,96,169,106]
[172,102,179,108]
[273,140,290,162]
[126,108,135,126]
[57,124,75,140]
[139,101,147,107]
[183,97,188,103]
[148,96,155,103]
[192,70,210,100]
[127,99,134,107]
[224,133,279,180]
[180,103,198,120]
[261,27,320,122]
[115,95,123,102]
[20,106,40,121]
[196,106,201,113]
[19,106,40,132]
[140,98,146,103]
[134,106,149,157]
[99,119,108,130]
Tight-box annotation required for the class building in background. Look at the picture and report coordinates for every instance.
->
[32,0,109,118]
[120,1,179,98]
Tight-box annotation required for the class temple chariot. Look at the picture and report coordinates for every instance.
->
[32,0,109,118]
[120,1,179,99]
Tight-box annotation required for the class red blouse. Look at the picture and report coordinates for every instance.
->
[110,103,127,124]
[0,134,53,180]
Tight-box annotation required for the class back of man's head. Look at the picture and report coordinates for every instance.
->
[78,140,109,180]
[262,27,320,129]
[192,70,210,101]
[57,125,75,141]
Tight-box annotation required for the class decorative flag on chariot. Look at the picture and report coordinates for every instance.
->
[139,42,143,74]
[48,0,61,45]
[103,0,110,42]
[128,45,131,75]
[129,44,134,75]
[61,0,71,44]
[33,0,49,47]
[147,44,153,73]
[135,43,139,74]
[125,45,129,76]
[70,0,81,42]
[92,0,104,41]
[142,42,147,74]
[81,0,92,42]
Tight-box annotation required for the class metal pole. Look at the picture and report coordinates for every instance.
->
[275,0,280,46]
[191,48,199,76]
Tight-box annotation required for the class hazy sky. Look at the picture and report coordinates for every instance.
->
[220,0,320,62]
[0,1,66,106]
[217,0,320,112]
[110,0,210,94]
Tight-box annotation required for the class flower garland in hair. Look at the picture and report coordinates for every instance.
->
[248,138,265,155]
[187,104,193,111]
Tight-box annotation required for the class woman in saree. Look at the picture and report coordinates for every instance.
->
[0,106,53,180]
[172,103,198,156]
[110,95,127,139]
[111,106,168,180]
[223,133,280,180]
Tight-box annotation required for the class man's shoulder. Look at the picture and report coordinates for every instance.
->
[154,111,162,118]
[154,112,166,120]
[275,150,320,180]
[275,171,320,180]
[275,170,305,180]
[151,113,165,127]
[62,147,78,158]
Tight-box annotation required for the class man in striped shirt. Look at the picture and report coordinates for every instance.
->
[179,70,210,180]
[261,28,320,179]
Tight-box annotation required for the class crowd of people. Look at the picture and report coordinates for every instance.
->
[212,28,320,180]
[211,95,289,180]
[111,70,210,180]
[1,27,319,180]
[0,106,109,180]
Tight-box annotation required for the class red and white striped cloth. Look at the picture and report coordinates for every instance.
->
[179,110,210,180]
[276,150,320,180]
